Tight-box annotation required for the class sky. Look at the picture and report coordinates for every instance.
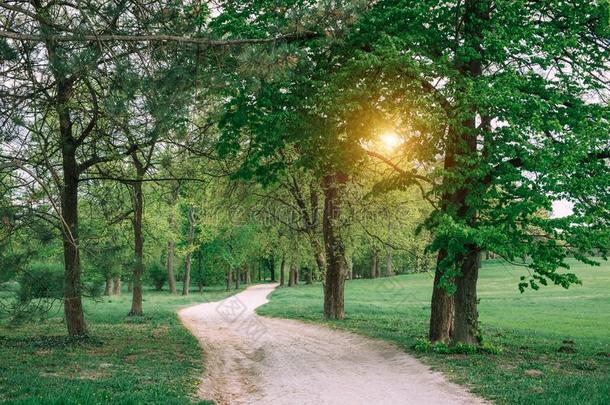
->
[552,199,574,218]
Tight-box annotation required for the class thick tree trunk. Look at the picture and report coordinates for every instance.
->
[322,172,348,320]
[129,179,144,316]
[167,240,177,294]
[104,276,112,296]
[428,250,455,343]
[294,267,299,285]
[386,250,394,276]
[371,250,380,278]
[453,247,482,344]
[182,205,195,296]
[235,266,241,290]
[279,256,286,287]
[60,135,87,336]
[444,0,489,345]
[113,278,121,295]
[288,265,295,287]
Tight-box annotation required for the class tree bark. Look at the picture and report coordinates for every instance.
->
[104,276,112,296]
[166,240,177,294]
[182,205,195,296]
[386,249,394,276]
[306,267,313,284]
[113,278,121,296]
[60,129,87,336]
[245,264,252,284]
[371,250,380,278]
[428,250,454,343]
[308,234,326,281]
[235,265,241,290]
[294,267,299,285]
[288,265,294,287]
[42,8,87,336]
[444,0,489,345]
[322,172,348,320]
[129,178,144,316]
[269,258,276,282]
[453,247,482,344]
[226,269,232,291]
[279,255,286,287]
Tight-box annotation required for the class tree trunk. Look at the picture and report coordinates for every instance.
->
[60,135,87,336]
[444,0,489,345]
[182,205,195,296]
[308,234,326,282]
[386,249,394,276]
[113,278,121,295]
[428,250,455,343]
[279,256,285,287]
[245,264,252,284]
[453,248,482,344]
[45,23,87,336]
[104,276,112,296]
[129,178,144,316]
[235,266,241,290]
[167,240,177,294]
[288,265,295,287]
[270,258,276,282]
[294,267,299,285]
[166,188,179,294]
[226,269,232,291]
[322,172,348,320]
[371,250,380,278]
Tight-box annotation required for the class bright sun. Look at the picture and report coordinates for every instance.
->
[379,132,402,150]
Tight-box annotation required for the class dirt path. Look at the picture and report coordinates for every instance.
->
[179,283,486,405]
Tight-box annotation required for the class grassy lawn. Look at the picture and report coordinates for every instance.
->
[258,259,610,404]
[0,285,239,405]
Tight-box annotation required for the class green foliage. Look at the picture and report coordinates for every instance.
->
[17,263,64,302]
[146,262,166,291]
[413,339,502,355]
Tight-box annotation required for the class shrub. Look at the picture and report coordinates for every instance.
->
[17,262,64,302]
[147,262,166,291]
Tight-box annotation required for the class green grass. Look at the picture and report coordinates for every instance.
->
[258,259,610,404]
[0,285,241,405]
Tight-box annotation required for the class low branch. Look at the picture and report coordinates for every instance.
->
[0,30,318,47]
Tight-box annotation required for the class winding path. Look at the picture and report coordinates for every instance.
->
[179,283,486,405]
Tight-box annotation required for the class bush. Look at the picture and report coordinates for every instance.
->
[17,262,64,302]
[146,262,166,291]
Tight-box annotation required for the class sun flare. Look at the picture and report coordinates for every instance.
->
[379,132,402,150]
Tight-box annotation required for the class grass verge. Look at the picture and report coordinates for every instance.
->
[0,285,240,404]
[257,259,610,404]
